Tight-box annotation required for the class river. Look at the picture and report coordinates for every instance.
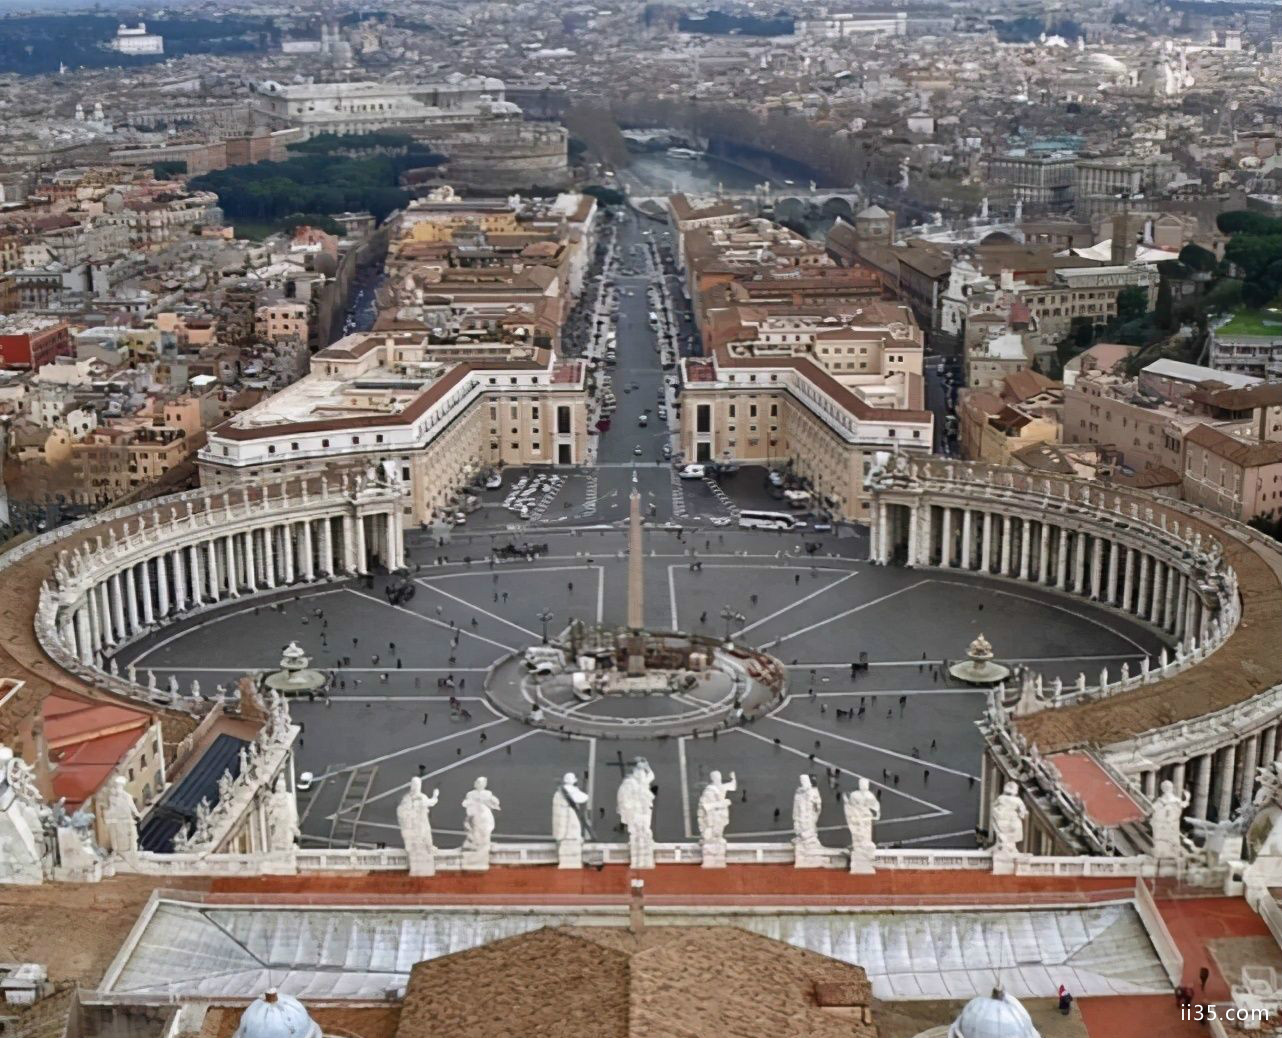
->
[619,150,783,197]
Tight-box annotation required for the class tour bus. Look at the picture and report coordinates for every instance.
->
[738,510,802,531]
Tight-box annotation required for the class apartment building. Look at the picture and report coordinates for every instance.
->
[678,345,932,521]
[199,332,588,525]
[1182,424,1282,524]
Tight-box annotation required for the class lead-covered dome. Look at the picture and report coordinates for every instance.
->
[233,989,322,1038]
[948,987,1040,1038]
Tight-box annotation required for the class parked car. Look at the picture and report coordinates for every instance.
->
[678,463,706,479]
[485,473,503,490]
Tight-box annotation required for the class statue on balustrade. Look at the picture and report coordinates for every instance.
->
[617,758,656,869]
[552,772,590,869]
[461,776,501,870]
[266,776,299,854]
[792,774,824,867]
[0,747,47,884]
[991,781,1028,857]
[103,775,141,857]
[697,769,736,868]
[396,777,439,877]
[844,778,881,874]
[1150,779,1190,859]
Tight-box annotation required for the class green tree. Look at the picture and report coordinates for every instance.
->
[1115,286,1148,324]
[1178,242,1218,273]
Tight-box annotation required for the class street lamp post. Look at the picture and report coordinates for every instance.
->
[537,608,555,645]
[720,606,745,643]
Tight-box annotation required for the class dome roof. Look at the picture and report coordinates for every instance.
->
[857,204,889,220]
[233,990,322,1038]
[949,988,1040,1038]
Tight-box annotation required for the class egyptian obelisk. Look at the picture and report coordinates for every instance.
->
[627,473,644,629]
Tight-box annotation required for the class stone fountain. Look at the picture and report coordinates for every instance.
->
[949,633,1011,686]
[262,641,329,697]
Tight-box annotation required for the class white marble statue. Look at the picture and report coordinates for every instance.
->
[1150,779,1190,859]
[552,772,590,869]
[697,769,736,868]
[792,774,824,867]
[265,776,299,860]
[461,776,501,870]
[396,777,440,877]
[0,747,47,885]
[991,781,1028,859]
[617,758,656,869]
[844,778,881,874]
[103,775,141,856]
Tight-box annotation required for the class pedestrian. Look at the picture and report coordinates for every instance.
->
[1198,966,1210,992]
[750,593,758,606]
[502,591,508,602]
[893,773,899,786]
[930,738,937,750]
[423,712,429,724]
[480,732,487,743]
[700,610,708,623]
[1057,986,1073,1015]
[923,769,929,784]
[794,573,800,585]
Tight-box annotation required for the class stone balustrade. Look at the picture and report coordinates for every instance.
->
[111,840,1170,877]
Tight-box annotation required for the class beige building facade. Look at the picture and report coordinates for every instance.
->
[199,332,588,526]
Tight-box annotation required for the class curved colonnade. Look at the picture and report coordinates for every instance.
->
[3,475,405,726]
[868,456,1282,840]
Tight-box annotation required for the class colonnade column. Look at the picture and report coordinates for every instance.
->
[1055,528,1069,589]
[355,514,368,575]
[1018,520,1032,580]
[999,515,1013,576]
[386,511,401,571]
[125,565,140,632]
[206,540,220,602]
[961,509,974,571]
[1038,523,1051,584]
[243,530,257,593]
[1163,565,1177,631]
[140,561,154,625]
[302,520,315,580]
[282,523,296,584]
[1073,532,1087,594]
[1122,548,1135,613]
[1149,562,1164,624]
[1216,743,1237,821]
[108,575,126,642]
[1263,726,1278,771]
[1137,554,1150,621]
[1090,537,1104,600]
[263,524,276,588]
[320,517,335,577]
[224,536,239,598]
[189,544,203,607]
[940,507,953,568]
[1107,541,1120,605]
[74,608,93,664]
[981,512,993,573]
[1192,752,1213,819]
[172,550,187,612]
[156,554,170,617]
[1240,735,1260,804]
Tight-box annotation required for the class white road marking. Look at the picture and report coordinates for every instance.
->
[735,572,858,636]
[312,719,509,781]
[415,578,542,640]
[759,581,930,650]
[345,588,515,652]
[766,713,980,781]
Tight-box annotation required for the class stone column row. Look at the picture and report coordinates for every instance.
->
[62,511,398,665]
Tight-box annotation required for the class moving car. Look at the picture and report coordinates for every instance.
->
[633,445,643,456]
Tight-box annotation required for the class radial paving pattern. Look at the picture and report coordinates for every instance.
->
[119,526,1167,850]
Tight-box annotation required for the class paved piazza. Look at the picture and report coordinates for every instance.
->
[119,524,1167,851]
